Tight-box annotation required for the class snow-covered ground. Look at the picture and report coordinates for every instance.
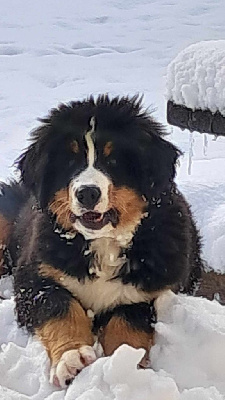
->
[1,0,225,399]
[1,287,225,400]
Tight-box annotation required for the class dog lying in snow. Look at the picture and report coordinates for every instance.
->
[0,95,203,387]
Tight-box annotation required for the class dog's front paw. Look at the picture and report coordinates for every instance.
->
[50,345,97,388]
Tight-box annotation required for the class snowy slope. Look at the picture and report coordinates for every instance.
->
[1,0,225,399]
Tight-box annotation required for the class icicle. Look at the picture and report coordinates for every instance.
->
[203,133,208,156]
[169,126,173,138]
[188,131,195,175]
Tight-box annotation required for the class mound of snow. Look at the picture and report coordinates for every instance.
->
[0,285,224,399]
[179,182,225,274]
[166,40,225,115]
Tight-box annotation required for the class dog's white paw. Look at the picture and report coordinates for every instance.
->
[50,345,97,388]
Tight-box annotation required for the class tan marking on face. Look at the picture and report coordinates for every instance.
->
[109,186,147,228]
[108,185,147,244]
[85,116,96,167]
[99,316,154,364]
[103,141,113,157]
[70,140,79,154]
[0,214,12,276]
[48,188,74,231]
[36,297,94,366]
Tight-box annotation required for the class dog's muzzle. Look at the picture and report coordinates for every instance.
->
[69,208,119,230]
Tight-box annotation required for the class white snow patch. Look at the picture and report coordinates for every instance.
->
[153,292,225,394]
[179,182,225,273]
[0,290,225,399]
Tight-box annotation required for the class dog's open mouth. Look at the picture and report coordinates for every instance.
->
[70,209,119,230]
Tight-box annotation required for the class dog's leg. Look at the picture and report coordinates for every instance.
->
[14,264,96,387]
[37,299,96,387]
[95,302,156,367]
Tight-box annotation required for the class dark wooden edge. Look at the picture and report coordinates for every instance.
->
[167,100,225,136]
[195,270,225,305]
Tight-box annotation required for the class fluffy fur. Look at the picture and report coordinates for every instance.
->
[0,95,203,387]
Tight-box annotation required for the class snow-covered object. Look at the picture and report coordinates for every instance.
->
[0,286,224,399]
[166,41,225,115]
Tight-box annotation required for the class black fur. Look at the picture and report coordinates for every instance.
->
[0,95,203,335]
[93,302,156,335]
[117,187,202,293]
[17,95,181,208]
[0,181,27,221]
[14,263,72,333]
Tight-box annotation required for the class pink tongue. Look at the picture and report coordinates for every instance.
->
[82,212,102,222]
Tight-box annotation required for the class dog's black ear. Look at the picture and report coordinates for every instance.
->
[17,126,49,208]
[143,135,181,197]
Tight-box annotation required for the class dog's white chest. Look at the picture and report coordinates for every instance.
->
[66,272,151,314]
[61,237,151,313]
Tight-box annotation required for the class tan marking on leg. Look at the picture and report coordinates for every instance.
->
[36,299,94,366]
[48,188,74,231]
[39,263,67,283]
[99,316,154,362]
[0,214,12,276]
[103,141,113,157]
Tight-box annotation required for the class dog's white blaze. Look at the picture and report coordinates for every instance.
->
[69,116,112,238]
[85,116,96,167]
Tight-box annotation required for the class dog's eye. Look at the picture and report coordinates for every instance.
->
[104,141,113,157]
[70,140,79,154]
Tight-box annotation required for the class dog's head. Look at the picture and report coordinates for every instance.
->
[18,95,180,242]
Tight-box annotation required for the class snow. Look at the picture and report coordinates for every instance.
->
[0,290,225,399]
[1,0,225,399]
[179,182,225,273]
[166,40,225,115]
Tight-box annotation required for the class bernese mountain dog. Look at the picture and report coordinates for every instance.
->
[0,95,202,387]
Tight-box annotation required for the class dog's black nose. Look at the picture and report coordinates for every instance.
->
[76,185,101,209]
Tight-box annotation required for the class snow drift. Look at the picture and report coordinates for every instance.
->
[0,289,224,400]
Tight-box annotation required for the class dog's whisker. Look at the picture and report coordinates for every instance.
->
[51,202,70,214]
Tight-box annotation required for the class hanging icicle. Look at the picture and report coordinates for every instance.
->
[203,133,208,157]
[188,131,195,175]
